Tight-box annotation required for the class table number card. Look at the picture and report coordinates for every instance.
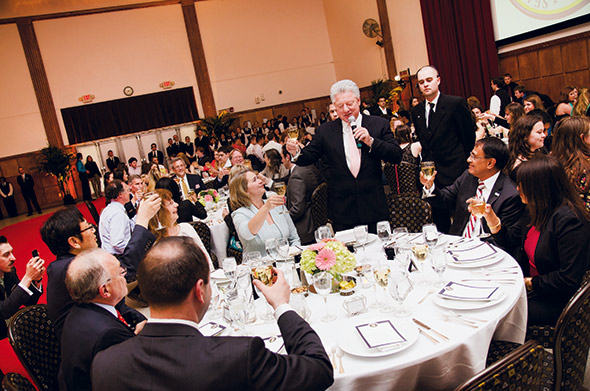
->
[355,320,406,349]
[198,322,226,337]
[343,295,368,316]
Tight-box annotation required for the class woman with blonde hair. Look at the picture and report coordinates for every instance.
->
[146,164,161,192]
[572,88,590,117]
[230,168,300,254]
[551,116,590,211]
[148,188,214,269]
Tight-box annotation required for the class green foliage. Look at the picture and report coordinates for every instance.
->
[368,79,395,106]
[37,146,74,194]
[196,111,237,139]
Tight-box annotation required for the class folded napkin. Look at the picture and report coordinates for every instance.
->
[198,322,226,337]
[355,320,406,350]
[448,242,497,263]
[438,281,500,301]
[210,269,227,280]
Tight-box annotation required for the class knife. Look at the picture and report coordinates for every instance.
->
[412,318,449,341]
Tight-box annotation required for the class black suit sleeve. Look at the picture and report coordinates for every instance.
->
[0,268,41,320]
[115,300,146,329]
[119,225,155,281]
[367,118,403,164]
[454,98,476,158]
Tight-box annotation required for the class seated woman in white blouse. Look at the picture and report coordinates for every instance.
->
[230,169,301,254]
[148,188,215,270]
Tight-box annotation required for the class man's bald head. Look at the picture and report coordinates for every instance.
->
[66,249,112,303]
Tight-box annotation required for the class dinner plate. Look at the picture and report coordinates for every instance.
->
[406,235,448,247]
[337,319,419,358]
[335,232,379,247]
[447,252,504,269]
[433,287,506,310]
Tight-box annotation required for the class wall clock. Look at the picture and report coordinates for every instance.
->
[123,86,134,96]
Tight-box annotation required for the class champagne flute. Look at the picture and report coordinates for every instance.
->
[421,161,436,181]
[353,225,368,262]
[313,272,336,322]
[250,259,275,321]
[287,128,300,141]
[222,257,238,281]
[273,182,288,214]
[389,271,413,317]
[374,263,394,312]
[363,263,382,309]
[411,243,429,285]
[469,196,490,239]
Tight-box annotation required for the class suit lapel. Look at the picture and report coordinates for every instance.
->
[487,173,505,206]
[428,94,447,135]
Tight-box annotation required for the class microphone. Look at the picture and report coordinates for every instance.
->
[348,116,363,148]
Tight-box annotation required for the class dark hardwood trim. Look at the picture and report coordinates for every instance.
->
[376,0,397,78]
[499,31,590,58]
[181,1,216,117]
[0,0,181,25]
[17,19,64,148]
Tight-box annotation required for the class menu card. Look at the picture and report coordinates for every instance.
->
[198,322,226,337]
[263,335,285,353]
[355,320,406,349]
[448,242,497,263]
[438,281,500,301]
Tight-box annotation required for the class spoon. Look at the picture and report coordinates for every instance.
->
[336,348,345,374]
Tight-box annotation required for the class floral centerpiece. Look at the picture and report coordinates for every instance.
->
[300,239,356,284]
[197,189,220,206]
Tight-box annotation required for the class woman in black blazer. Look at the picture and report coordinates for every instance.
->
[485,155,590,326]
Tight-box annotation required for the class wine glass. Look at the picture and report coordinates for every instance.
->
[265,238,278,261]
[389,271,414,317]
[422,224,439,248]
[469,196,491,239]
[273,181,288,214]
[362,263,382,309]
[207,281,223,319]
[411,243,430,285]
[429,246,448,287]
[275,238,290,261]
[421,161,435,181]
[313,272,336,322]
[392,226,409,241]
[227,295,247,335]
[353,225,368,262]
[236,264,256,324]
[374,263,394,313]
[376,221,392,244]
[314,225,333,243]
[250,259,275,321]
[222,257,237,281]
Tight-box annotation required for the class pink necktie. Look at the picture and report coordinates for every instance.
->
[345,127,361,178]
[465,181,485,238]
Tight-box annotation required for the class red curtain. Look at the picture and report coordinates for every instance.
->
[419,0,499,107]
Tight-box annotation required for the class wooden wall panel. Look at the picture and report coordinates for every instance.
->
[539,46,562,76]
[499,32,590,103]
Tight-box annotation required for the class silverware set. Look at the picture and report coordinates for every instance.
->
[413,318,449,344]
[331,346,345,374]
[438,310,486,328]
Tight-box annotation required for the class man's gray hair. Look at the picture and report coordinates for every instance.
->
[65,248,111,303]
[330,80,360,102]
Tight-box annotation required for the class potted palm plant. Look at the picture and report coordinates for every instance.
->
[38,146,76,205]
[196,110,237,139]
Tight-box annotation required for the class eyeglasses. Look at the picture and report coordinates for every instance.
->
[469,152,490,160]
[99,266,127,287]
[80,224,96,233]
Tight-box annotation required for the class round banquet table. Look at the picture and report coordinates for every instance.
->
[194,199,230,261]
[207,232,527,391]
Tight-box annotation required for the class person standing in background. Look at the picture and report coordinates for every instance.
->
[76,153,92,201]
[85,156,102,199]
[17,167,42,216]
[0,177,17,217]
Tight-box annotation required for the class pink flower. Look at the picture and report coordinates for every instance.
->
[308,242,326,252]
[315,248,336,271]
[204,195,213,202]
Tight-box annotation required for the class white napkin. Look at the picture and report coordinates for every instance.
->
[448,242,497,263]
[355,320,406,350]
[438,281,500,301]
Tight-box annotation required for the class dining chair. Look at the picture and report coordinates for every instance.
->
[8,305,60,391]
[455,340,546,391]
[310,182,329,228]
[1,373,37,391]
[386,193,432,232]
[224,214,243,264]
[190,221,218,268]
[383,162,420,196]
[85,200,100,225]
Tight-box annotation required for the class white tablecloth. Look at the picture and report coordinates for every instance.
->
[207,233,527,391]
[194,201,230,261]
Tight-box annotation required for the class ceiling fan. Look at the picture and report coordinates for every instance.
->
[362,18,383,46]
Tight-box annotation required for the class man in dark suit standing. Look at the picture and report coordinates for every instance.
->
[194,129,210,157]
[420,137,524,252]
[105,150,120,172]
[147,143,164,166]
[369,97,393,120]
[17,167,42,216]
[91,237,333,391]
[41,197,160,340]
[0,235,44,339]
[411,65,475,232]
[286,79,402,233]
[165,138,178,159]
[59,248,138,391]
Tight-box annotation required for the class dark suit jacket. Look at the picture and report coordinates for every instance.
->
[183,142,195,157]
[177,200,207,223]
[194,136,210,153]
[296,115,402,226]
[496,205,590,311]
[59,304,135,391]
[166,144,179,158]
[287,165,324,244]
[147,150,164,166]
[369,106,393,119]
[106,157,120,172]
[0,268,42,339]
[16,174,35,195]
[427,170,524,251]
[47,226,153,339]
[91,310,333,391]
[411,93,475,187]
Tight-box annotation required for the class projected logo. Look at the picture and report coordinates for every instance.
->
[509,0,588,19]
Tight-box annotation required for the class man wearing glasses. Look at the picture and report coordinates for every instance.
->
[419,137,524,250]
[59,248,140,391]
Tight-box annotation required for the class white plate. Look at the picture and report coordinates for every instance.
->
[406,235,448,247]
[433,287,506,310]
[337,319,419,358]
[335,232,379,247]
[211,269,229,281]
[447,252,504,269]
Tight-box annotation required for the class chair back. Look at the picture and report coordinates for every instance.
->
[85,200,100,225]
[387,193,432,232]
[552,272,590,391]
[310,182,328,227]
[383,162,419,196]
[224,214,243,264]
[189,221,218,268]
[1,373,37,391]
[8,305,60,391]
[454,340,545,391]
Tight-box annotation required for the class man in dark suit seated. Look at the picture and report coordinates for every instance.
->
[91,237,334,391]
[59,248,138,391]
[420,137,524,251]
[369,97,393,120]
[41,195,160,340]
[170,157,206,197]
[0,235,45,339]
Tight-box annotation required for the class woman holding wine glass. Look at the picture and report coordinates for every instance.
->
[230,169,300,254]
[147,188,215,270]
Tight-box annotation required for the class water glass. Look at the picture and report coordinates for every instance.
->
[228,295,247,335]
[313,272,336,322]
[389,271,413,317]
[392,226,409,240]
[429,246,448,286]
[422,224,439,248]
[265,238,279,260]
[376,221,392,243]
[276,238,290,260]
[354,225,369,262]
[222,257,237,281]
[290,293,311,321]
[314,225,333,243]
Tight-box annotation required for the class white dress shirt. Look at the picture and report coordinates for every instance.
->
[99,201,135,254]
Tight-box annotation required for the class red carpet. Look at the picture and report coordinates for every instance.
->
[0,198,105,382]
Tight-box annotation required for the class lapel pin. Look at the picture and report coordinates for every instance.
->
[494,192,500,197]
